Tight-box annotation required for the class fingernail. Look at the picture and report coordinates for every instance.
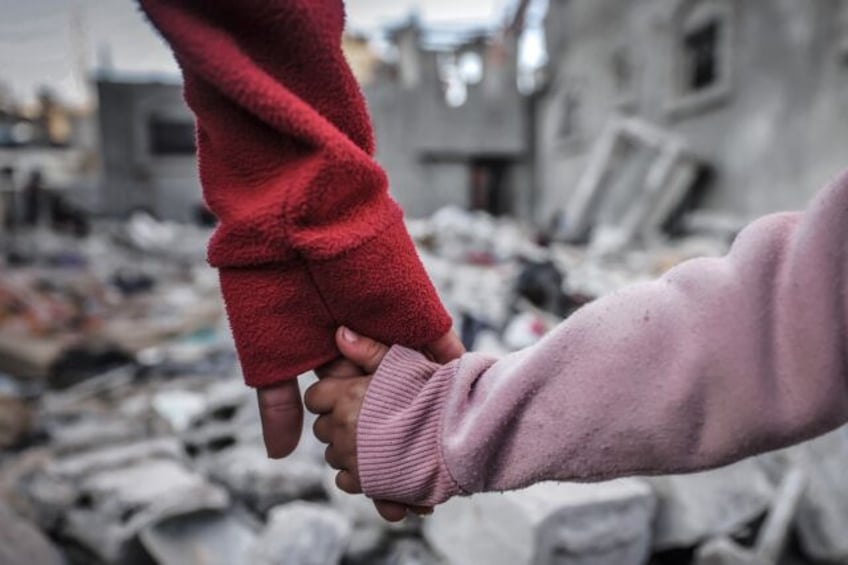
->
[341,327,359,343]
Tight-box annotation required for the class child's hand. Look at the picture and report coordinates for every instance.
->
[305,327,438,521]
[304,357,370,495]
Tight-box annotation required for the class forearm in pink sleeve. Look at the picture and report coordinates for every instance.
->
[358,171,848,507]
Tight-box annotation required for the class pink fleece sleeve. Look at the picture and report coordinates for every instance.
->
[357,170,848,507]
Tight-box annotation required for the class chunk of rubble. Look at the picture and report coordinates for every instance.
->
[181,379,262,456]
[0,501,66,565]
[140,509,259,565]
[761,426,848,562]
[63,459,228,562]
[248,501,352,565]
[646,459,775,550]
[694,468,806,565]
[381,538,443,565]
[206,443,325,514]
[423,479,656,565]
[24,438,228,563]
[47,414,150,454]
[322,467,422,563]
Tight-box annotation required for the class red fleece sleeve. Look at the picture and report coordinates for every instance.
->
[139,0,452,387]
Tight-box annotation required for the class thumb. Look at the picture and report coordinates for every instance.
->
[335,327,389,373]
[257,379,303,459]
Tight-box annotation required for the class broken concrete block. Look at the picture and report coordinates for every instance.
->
[248,502,352,565]
[62,458,229,562]
[0,501,66,565]
[207,443,325,514]
[48,437,184,478]
[769,426,848,562]
[140,509,259,565]
[382,538,443,565]
[323,466,385,526]
[181,379,263,457]
[48,414,149,453]
[694,468,806,565]
[151,389,206,432]
[694,538,764,565]
[646,459,775,550]
[28,448,230,564]
[423,479,656,565]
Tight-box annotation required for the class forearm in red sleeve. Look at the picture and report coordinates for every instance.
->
[138,0,452,386]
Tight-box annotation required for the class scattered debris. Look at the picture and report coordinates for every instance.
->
[558,117,700,250]
[140,509,259,565]
[423,479,656,565]
[763,427,848,562]
[647,459,776,550]
[206,444,326,515]
[1,206,845,565]
[0,501,66,565]
[247,502,352,565]
[694,468,806,565]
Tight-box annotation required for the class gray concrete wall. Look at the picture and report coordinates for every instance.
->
[364,34,530,219]
[97,78,201,222]
[536,0,848,226]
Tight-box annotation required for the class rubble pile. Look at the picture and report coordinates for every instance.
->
[408,206,730,354]
[408,206,847,565]
[0,214,222,384]
[0,209,846,565]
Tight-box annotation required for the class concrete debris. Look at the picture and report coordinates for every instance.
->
[8,437,227,563]
[694,468,806,565]
[761,426,848,562]
[247,502,352,565]
[0,501,66,565]
[140,509,259,565]
[560,117,699,249]
[63,459,228,563]
[647,459,776,550]
[0,223,223,384]
[423,479,656,565]
[206,443,325,514]
[1,209,845,565]
[381,538,444,565]
[47,413,150,453]
[151,389,206,433]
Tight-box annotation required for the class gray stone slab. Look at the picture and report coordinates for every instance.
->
[62,457,229,562]
[206,443,325,514]
[694,468,807,565]
[248,502,352,565]
[424,479,656,565]
[0,501,66,565]
[646,459,775,550]
[140,509,258,565]
[767,426,848,562]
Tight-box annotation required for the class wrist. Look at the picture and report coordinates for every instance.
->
[357,346,465,506]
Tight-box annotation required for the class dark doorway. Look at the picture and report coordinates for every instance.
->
[470,158,510,216]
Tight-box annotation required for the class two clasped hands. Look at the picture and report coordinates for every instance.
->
[256,326,464,522]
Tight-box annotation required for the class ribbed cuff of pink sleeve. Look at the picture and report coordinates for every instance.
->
[357,346,465,506]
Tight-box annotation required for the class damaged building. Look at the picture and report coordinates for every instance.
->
[363,17,533,220]
[96,75,203,223]
[534,0,848,241]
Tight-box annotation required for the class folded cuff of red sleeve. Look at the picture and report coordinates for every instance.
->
[218,220,452,388]
[357,346,465,506]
